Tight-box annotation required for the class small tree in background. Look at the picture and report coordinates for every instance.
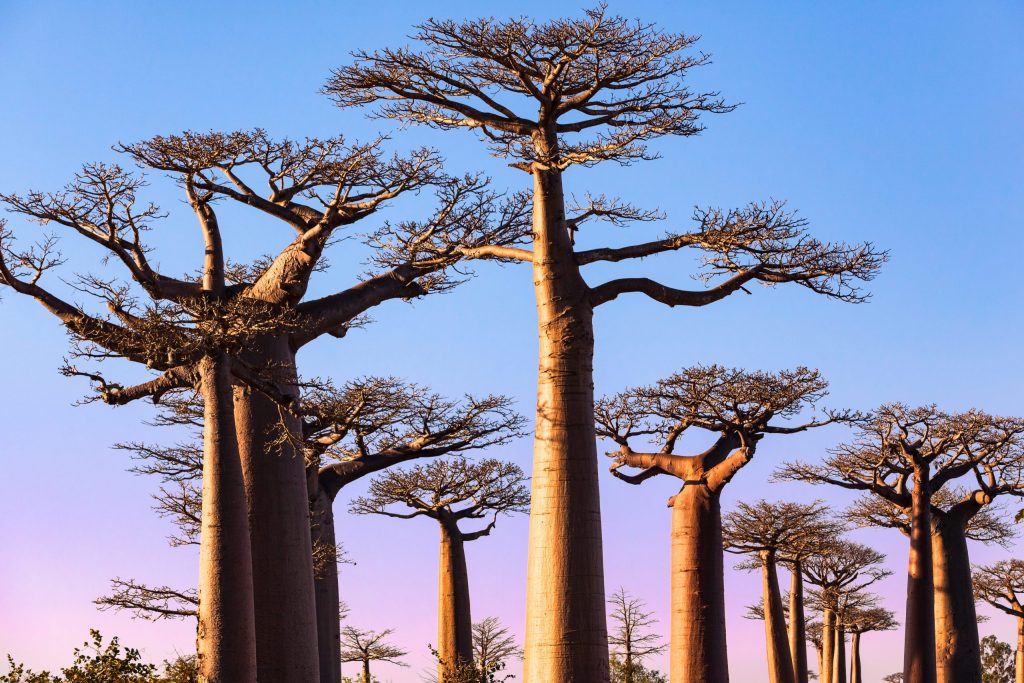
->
[979,636,1014,683]
[339,627,408,683]
[844,606,897,683]
[974,560,1024,683]
[351,459,529,681]
[607,587,667,683]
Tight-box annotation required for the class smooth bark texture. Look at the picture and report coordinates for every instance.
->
[310,489,341,683]
[904,467,937,683]
[833,625,847,683]
[821,609,836,683]
[670,484,728,683]
[1016,618,1024,683]
[196,352,256,682]
[761,553,796,683]
[932,520,982,683]
[790,565,809,683]
[849,632,862,683]
[438,521,474,680]
[523,163,608,683]
[234,335,319,683]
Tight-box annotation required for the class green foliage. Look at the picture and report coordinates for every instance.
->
[609,655,667,683]
[1,632,198,683]
[428,645,513,683]
[981,635,1014,683]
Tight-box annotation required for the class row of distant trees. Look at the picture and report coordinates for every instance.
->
[2,4,1020,683]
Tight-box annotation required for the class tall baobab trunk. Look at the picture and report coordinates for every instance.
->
[669,483,729,683]
[234,334,319,683]
[849,632,862,683]
[904,466,937,683]
[833,624,847,683]
[197,352,257,682]
[310,483,341,683]
[1016,617,1024,683]
[761,552,796,683]
[438,520,474,681]
[362,658,371,683]
[523,160,609,683]
[789,563,809,683]
[932,519,982,683]
[821,608,836,683]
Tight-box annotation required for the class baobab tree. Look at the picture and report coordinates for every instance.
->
[303,379,524,683]
[723,500,841,683]
[844,605,897,683]
[595,365,851,682]
[801,541,890,683]
[777,405,1024,683]
[973,560,1024,683]
[339,627,408,683]
[327,8,886,679]
[847,488,1018,683]
[607,587,667,683]
[0,133,529,681]
[350,458,529,681]
[811,588,883,683]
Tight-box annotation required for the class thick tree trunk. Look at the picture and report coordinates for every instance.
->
[1016,617,1024,683]
[234,334,319,683]
[904,466,937,683]
[438,521,474,681]
[761,552,796,683]
[523,163,609,683]
[789,563,809,683]
[815,645,823,683]
[932,519,981,683]
[196,352,257,682]
[310,483,341,683]
[821,608,836,683]
[669,483,729,683]
[849,632,861,683]
[362,658,371,683]
[833,624,847,683]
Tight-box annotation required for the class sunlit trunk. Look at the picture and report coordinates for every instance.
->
[523,161,609,683]
[789,563,809,683]
[670,483,729,683]
[932,519,981,683]
[821,608,836,683]
[904,466,937,683]
[438,521,474,681]
[310,482,341,683]
[1015,617,1024,683]
[234,334,319,683]
[761,552,795,683]
[849,632,861,683]
[833,624,846,683]
[196,351,257,682]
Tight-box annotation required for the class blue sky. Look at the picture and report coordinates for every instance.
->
[0,1,1022,680]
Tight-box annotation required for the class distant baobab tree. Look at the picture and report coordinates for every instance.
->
[596,365,852,682]
[339,626,408,683]
[973,560,1024,683]
[0,130,529,681]
[777,405,1024,683]
[607,587,667,683]
[800,541,891,683]
[809,587,882,683]
[723,500,841,683]
[351,459,529,681]
[844,606,897,683]
[327,6,886,679]
[847,487,1018,683]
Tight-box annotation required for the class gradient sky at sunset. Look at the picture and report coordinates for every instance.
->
[1,1,1022,680]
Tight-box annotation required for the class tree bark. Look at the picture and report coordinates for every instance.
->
[1016,617,1024,683]
[821,608,836,683]
[523,161,609,683]
[833,624,847,683]
[438,520,474,681]
[196,352,257,682]
[362,657,371,683]
[234,334,319,683]
[670,483,729,683]
[789,563,809,683]
[310,482,341,683]
[932,518,982,683]
[761,552,796,683]
[849,632,861,683]
[904,465,937,683]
